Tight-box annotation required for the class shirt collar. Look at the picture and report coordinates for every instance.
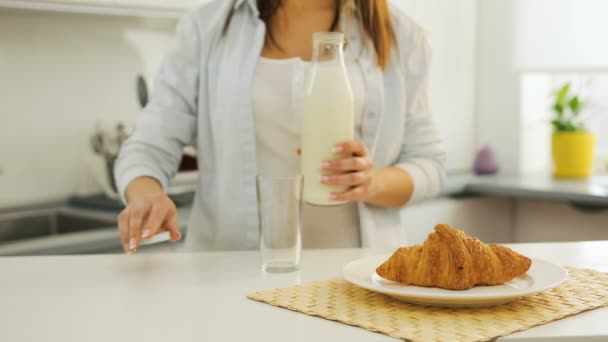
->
[234,0,259,15]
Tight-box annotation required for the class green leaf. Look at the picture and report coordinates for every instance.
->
[551,119,570,132]
[556,83,571,106]
[553,103,564,117]
[569,96,582,115]
[550,82,588,132]
[565,121,577,132]
[551,119,562,131]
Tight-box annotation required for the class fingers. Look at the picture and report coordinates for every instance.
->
[321,171,371,186]
[140,199,171,240]
[320,140,373,203]
[119,189,181,254]
[127,203,148,253]
[333,140,368,157]
[330,185,367,202]
[163,211,182,242]
[322,157,371,172]
[325,140,372,173]
[118,210,130,253]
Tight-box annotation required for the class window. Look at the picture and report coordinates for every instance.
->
[520,73,608,174]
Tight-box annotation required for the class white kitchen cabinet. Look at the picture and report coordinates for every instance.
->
[514,199,608,243]
[0,0,209,18]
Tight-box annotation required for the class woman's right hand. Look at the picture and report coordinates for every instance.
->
[118,176,182,254]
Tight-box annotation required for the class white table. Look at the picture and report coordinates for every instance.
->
[2,242,608,342]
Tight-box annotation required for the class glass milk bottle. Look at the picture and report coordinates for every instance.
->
[301,32,354,206]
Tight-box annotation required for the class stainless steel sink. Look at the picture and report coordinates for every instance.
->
[0,210,116,244]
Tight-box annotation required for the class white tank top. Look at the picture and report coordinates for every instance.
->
[252,55,365,248]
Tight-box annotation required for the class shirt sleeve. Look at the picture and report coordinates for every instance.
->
[114,12,200,202]
[393,15,447,206]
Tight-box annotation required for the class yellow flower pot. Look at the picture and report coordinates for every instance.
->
[552,132,596,178]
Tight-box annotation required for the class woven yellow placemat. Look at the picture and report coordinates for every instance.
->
[248,267,608,342]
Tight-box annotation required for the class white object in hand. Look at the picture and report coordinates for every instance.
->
[140,231,171,246]
[301,32,354,206]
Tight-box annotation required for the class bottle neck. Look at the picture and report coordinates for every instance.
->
[312,42,345,66]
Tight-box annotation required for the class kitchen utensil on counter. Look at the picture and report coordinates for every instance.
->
[89,121,132,193]
[86,153,198,201]
[90,121,130,157]
[115,122,129,146]
[343,254,567,307]
[90,122,107,157]
[87,112,198,201]
[136,74,148,109]
[256,175,303,273]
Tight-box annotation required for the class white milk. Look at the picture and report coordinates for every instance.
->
[301,32,354,206]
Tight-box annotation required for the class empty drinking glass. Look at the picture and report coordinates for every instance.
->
[256,175,303,273]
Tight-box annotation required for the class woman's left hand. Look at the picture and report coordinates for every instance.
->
[320,140,376,202]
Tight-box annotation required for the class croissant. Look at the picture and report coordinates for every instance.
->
[376,224,531,290]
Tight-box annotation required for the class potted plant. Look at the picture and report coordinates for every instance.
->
[551,83,596,178]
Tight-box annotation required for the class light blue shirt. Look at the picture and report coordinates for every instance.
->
[115,0,446,251]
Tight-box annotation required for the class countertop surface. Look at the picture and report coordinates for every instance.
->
[2,241,607,342]
[445,173,608,206]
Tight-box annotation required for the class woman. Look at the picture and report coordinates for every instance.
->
[115,0,445,253]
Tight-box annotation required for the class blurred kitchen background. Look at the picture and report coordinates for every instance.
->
[0,0,606,256]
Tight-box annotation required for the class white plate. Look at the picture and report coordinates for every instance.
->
[343,254,568,307]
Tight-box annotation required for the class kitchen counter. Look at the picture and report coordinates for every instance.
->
[445,173,608,207]
[2,241,607,342]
